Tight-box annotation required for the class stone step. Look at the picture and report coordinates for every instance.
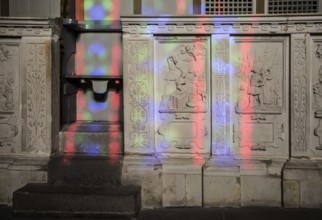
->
[48,154,123,185]
[13,183,141,218]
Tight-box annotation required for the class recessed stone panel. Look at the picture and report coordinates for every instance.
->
[0,41,21,155]
[155,36,211,156]
[230,36,289,159]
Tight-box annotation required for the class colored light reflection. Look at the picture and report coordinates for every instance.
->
[84,0,119,22]
[142,0,193,15]
[236,36,254,167]
[67,0,123,158]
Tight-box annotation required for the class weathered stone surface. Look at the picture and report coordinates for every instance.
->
[8,159,48,205]
[241,176,281,207]
[203,157,240,207]
[283,180,300,208]
[186,174,202,206]
[0,159,11,204]
[161,158,203,207]
[240,160,267,176]
[283,160,322,181]
[13,183,141,218]
[204,176,240,207]
[48,154,123,185]
[59,122,123,154]
[300,181,322,208]
[122,156,162,208]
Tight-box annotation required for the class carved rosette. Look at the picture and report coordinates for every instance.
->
[293,39,307,152]
[127,40,150,149]
[26,44,47,152]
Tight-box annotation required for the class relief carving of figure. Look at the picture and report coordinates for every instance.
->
[316,44,322,61]
[0,44,14,111]
[236,49,282,113]
[247,68,265,105]
[238,67,280,113]
[160,43,206,112]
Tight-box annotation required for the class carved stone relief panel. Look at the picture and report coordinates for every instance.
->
[291,34,309,157]
[0,40,21,155]
[22,38,52,155]
[211,34,230,156]
[310,36,322,157]
[123,34,154,154]
[230,36,289,159]
[154,36,210,156]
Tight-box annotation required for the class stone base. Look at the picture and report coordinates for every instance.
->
[13,183,141,218]
[48,154,123,185]
[203,157,286,207]
[240,159,284,207]
[203,158,240,207]
[160,157,205,207]
[0,157,48,205]
[283,159,322,208]
[122,155,162,208]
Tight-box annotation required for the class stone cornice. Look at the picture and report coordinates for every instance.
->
[0,17,58,37]
[121,14,322,34]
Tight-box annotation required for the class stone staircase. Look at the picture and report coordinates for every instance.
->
[12,124,141,219]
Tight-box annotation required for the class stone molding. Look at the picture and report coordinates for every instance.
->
[121,15,322,35]
[0,17,57,37]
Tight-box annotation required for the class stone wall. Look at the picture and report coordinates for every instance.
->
[0,17,59,205]
[121,14,322,208]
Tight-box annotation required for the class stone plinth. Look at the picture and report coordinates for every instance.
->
[122,155,162,208]
[161,157,205,207]
[283,159,322,208]
[203,158,240,207]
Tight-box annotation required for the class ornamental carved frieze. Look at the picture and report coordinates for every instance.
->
[293,38,307,152]
[212,37,229,155]
[126,40,150,149]
[26,44,47,153]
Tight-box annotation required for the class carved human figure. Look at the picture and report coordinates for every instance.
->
[313,66,322,109]
[247,69,265,106]
[262,68,279,106]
